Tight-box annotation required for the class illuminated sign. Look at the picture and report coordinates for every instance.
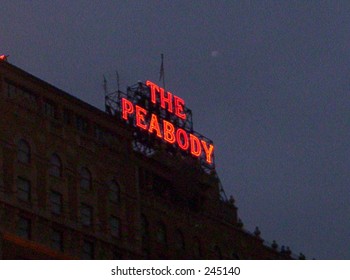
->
[118,81,215,169]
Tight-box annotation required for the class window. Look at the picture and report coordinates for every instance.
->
[6,82,16,97]
[44,100,56,118]
[109,181,120,203]
[110,216,121,238]
[49,153,62,177]
[63,109,72,125]
[175,229,185,251]
[17,217,31,239]
[82,240,94,260]
[17,177,31,202]
[156,222,167,245]
[0,174,3,187]
[80,167,91,191]
[18,139,30,164]
[94,125,105,141]
[137,167,152,189]
[81,204,93,227]
[51,229,63,252]
[19,88,37,102]
[50,191,62,215]
[76,115,88,133]
[5,80,37,102]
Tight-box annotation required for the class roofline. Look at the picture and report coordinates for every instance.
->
[0,60,111,120]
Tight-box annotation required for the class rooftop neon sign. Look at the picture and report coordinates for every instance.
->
[117,80,215,169]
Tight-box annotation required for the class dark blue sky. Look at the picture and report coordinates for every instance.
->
[2,1,350,259]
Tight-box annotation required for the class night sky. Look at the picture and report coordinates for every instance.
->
[2,1,350,259]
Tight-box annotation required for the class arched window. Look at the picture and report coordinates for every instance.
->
[156,222,167,245]
[109,181,120,203]
[80,167,91,191]
[18,139,30,164]
[175,229,185,251]
[110,216,121,238]
[49,153,62,177]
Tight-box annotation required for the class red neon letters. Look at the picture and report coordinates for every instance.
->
[135,105,147,130]
[163,120,176,144]
[121,81,215,165]
[122,98,134,120]
[146,80,185,119]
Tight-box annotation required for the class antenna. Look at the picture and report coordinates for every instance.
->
[159,53,166,89]
[103,75,108,95]
[116,70,120,92]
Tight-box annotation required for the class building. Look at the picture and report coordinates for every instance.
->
[0,59,295,259]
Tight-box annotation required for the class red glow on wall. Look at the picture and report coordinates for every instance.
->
[0,55,8,61]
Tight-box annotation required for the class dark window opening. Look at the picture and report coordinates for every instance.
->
[80,167,92,192]
[109,181,120,203]
[49,153,62,177]
[18,139,31,164]
[17,217,31,239]
[50,191,62,215]
[156,222,167,245]
[76,115,89,133]
[44,100,57,119]
[81,204,93,227]
[141,214,149,246]
[82,240,94,260]
[110,216,121,238]
[175,230,186,251]
[51,229,63,252]
[17,177,31,202]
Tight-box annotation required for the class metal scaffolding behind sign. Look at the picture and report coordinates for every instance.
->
[105,81,215,174]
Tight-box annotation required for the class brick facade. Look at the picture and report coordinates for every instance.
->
[0,61,290,259]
